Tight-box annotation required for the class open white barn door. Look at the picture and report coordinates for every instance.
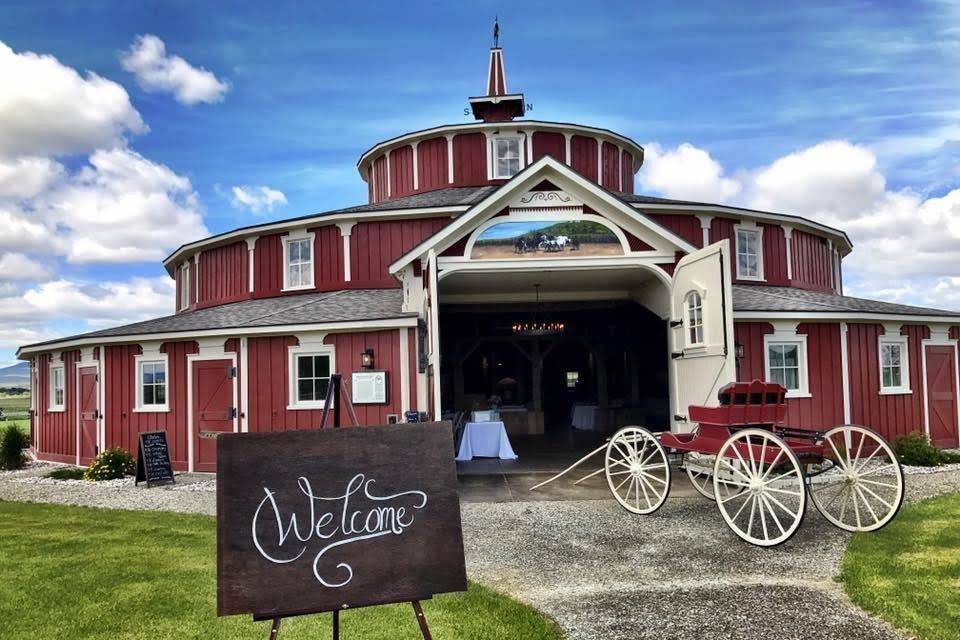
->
[670,240,736,431]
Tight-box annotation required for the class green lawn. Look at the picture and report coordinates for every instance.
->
[0,501,561,640]
[0,394,30,437]
[839,493,960,640]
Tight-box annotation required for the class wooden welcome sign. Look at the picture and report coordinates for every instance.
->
[216,422,467,637]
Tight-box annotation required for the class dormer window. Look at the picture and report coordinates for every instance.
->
[493,136,522,179]
[283,233,315,291]
[735,225,764,280]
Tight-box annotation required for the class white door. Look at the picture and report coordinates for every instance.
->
[670,240,736,432]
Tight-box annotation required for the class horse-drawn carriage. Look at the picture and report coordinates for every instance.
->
[603,380,905,547]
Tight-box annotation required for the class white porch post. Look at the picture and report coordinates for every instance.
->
[428,250,442,416]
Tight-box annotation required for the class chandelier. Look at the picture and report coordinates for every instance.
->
[512,284,565,336]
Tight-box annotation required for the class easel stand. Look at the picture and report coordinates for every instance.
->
[264,601,433,639]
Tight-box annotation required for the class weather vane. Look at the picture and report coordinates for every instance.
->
[493,16,500,48]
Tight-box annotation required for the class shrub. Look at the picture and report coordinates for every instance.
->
[46,467,86,481]
[83,448,135,481]
[0,424,29,470]
[891,431,957,467]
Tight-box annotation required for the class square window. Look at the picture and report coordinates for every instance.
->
[880,340,909,393]
[137,359,168,410]
[284,236,314,290]
[766,342,805,395]
[736,227,763,279]
[291,351,333,408]
[493,137,522,179]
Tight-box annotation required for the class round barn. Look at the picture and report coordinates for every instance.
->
[17,41,960,472]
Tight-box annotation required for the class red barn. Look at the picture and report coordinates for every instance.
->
[17,43,960,471]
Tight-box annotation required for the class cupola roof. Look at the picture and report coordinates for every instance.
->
[469,19,525,122]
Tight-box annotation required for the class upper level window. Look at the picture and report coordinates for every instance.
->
[764,336,810,398]
[493,136,522,179]
[283,234,314,291]
[736,226,763,280]
[685,291,704,346]
[49,364,65,412]
[136,356,169,411]
[179,263,190,311]
[288,345,334,409]
[879,336,910,394]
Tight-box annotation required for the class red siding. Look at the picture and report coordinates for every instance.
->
[371,155,388,203]
[646,213,704,249]
[601,141,620,190]
[247,331,406,432]
[198,242,247,308]
[531,131,565,163]
[761,223,789,286]
[349,218,449,286]
[790,229,834,292]
[848,323,929,440]
[253,233,284,297]
[102,341,198,471]
[570,135,598,182]
[35,351,79,462]
[417,137,448,192]
[313,225,345,288]
[453,133,487,185]
[389,145,415,198]
[621,150,634,194]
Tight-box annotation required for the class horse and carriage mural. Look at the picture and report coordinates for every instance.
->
[470,220,624,260]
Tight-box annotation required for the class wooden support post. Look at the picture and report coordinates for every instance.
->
[332,610,340,639]
[411,601,433,640]
[268,617,281,639]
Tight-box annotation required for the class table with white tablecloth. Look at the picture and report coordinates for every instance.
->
[455,421,518,461]
[570,404,599,431]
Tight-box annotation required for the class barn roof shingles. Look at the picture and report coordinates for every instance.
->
[732,285,959,317]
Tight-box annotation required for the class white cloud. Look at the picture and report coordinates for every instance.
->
[0,253,51,282]
[230,184,288,215]
[0,40,145,158]
[121,35,228,105]
[0,208,55,253]
[639,142,741,202]
[639,140,960,310]
[0,157,64,199]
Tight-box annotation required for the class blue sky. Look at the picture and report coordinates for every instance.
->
[1,1,959,364]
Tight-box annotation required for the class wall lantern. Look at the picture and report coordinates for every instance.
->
[734,342,745,359]
[361,348,376,370]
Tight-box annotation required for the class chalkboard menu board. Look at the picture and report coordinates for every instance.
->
[135,430,175,487]
[216,421,466,620]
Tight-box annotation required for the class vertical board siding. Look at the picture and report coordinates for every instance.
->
[372,155,388,203]
[101,341,198,471]
[198,242,248,308]
[531,131,565,163]
[621,151,634,194]
[453,133,487,185]
[848,323,929,440]
[312,225,345,288]
[417,137,448,192]
[253,233,284,297]
[247,331,405,432]
[389,145,415,198]
[601,141,619,189]
[35,351,79,462]
[349,218,449,286]
[790,229,834,292]
[761,223,790,286]
[734,322,773,385]
[570,136,598,181]
[646,213,704,248]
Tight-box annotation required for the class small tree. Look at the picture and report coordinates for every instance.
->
[0,424,29,470]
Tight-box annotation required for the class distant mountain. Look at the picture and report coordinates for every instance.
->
[0,362,29,389]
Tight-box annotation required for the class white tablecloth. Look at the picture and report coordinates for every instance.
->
[455,421,518,461]
[570,404,599,431]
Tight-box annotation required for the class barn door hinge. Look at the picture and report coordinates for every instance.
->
[230,407,237,420]
[669,319,683,328]
[229,366,237,379]
[674,414,688,422]
[671,351,685,360]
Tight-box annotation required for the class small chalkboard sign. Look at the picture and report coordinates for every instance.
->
[135,430,175,487]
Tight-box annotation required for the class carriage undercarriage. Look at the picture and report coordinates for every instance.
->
[603,381,906,547]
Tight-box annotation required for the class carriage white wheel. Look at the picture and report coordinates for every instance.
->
[713,429,806,547]
[604,426,671,515]
[809,425,904,532]
[685,452,745,502]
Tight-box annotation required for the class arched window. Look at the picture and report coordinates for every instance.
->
[686,291,704,346]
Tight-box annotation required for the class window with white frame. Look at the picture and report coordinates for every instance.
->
[493,136,522,179]
[49,364,65,411]
[879,336,910,394]
[136,358,169,411]
[179,262,190,311]
[765,338,809,398]
[736,226,763,280]
[283,235,314,290]
[289,347,334,409]
[685,291,704,346]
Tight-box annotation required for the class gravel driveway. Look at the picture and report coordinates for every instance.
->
[3,463,959,639]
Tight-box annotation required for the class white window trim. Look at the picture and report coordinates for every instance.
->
[282,231,316,292]
[684,290,706,349]
[878,334,911,395]
[735,223,765,281]
[763,332,811,399]
[134,353,170,412]
[287,343,336,410]
[179,262,190,311]
[48,362,65,412]
[490,134,525,180]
